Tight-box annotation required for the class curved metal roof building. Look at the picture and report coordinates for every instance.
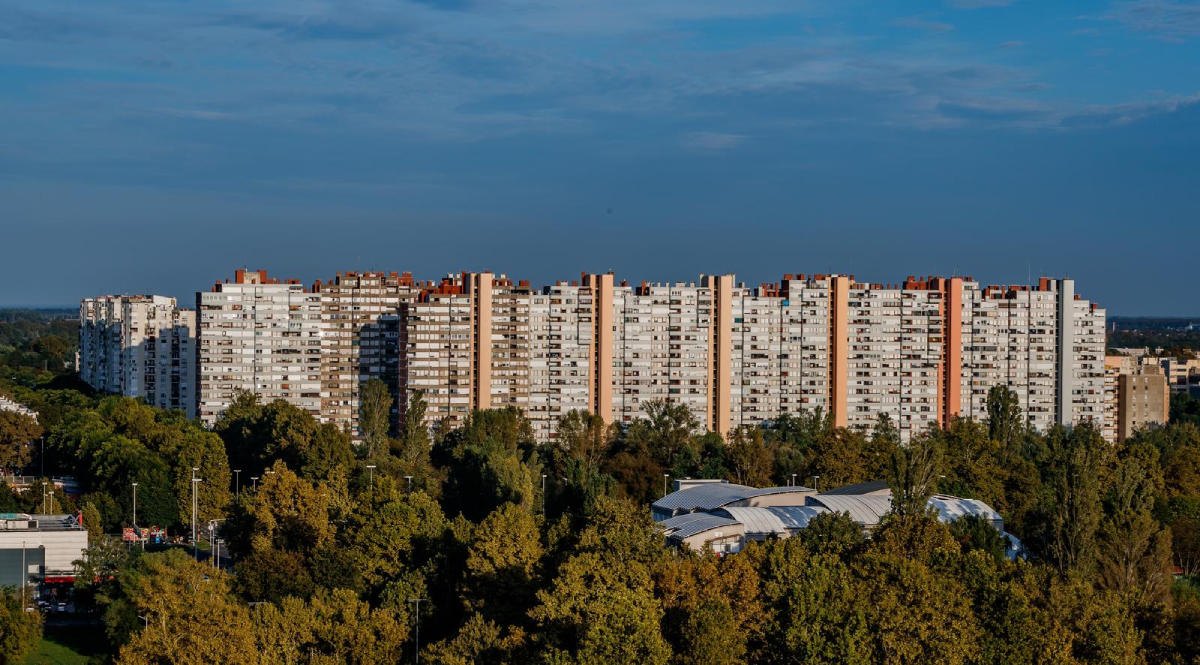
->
[716,506,830,537]
[652,484,816,520]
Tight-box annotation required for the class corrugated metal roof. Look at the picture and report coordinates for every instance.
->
[717,506,830,535]
[821,480,890,495]
[928,496,1002,525]
[653,484,814,513]
[658,512,741,541]
[807,494,894,525]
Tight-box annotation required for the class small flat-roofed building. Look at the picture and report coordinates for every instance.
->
[0,513,87,588]
[652,483,817,521]
[716,506,830,542]
[659,512,744,554]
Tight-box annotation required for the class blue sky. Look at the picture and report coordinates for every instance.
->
[1,0,1198,313]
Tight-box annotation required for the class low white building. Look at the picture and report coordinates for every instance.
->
[0,513,88,588]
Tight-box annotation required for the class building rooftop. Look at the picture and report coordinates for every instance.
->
[658,512,741,541]
[717,506,830,535]
[653,484,815,515]
[806,494,894,526]
[0,514,85,532]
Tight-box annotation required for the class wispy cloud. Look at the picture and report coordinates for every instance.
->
[1104,1,1200,41]
[946,0,1019,8]
[892,17,956,34]
[681,132,747,150]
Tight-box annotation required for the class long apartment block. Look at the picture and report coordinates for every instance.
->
[79,269,1107,443]
[78,295,197,418]
[396,272,1106,442]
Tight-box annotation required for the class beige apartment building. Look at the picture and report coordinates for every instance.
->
[397,273,1106,443]
[195,270,323,425]
[79,295,196,418]
[1104,355,1170,442]
[316,271,420,436]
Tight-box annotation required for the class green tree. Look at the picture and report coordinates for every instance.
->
[886,430,943,517]
[462,503,543,626]
[726,426,774,487]
[748,540,872,664]
[986,385,1025,454]
[0,409,42,471]
[0,586,42,664]
[359,378,393,458]
[1042,424,1108,575]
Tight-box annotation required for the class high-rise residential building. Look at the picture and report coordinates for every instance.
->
[1114,365,1170,442]
[316,271,420,436]
[397,272,1105,443]
[196,270,322,426]
[78,295,196,418]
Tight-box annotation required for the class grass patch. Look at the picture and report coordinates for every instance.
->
[26,623,109,664]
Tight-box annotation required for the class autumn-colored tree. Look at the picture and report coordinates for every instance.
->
[112,551,260,664]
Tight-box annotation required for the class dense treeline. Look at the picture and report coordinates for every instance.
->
[0,308,77,382]
[4,344,1200,661]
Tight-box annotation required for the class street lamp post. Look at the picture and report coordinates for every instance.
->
[191,470,203,562]
[47,489,54,514]
[251,476,259,491]
[234,470,241,501]
[791,473,797,488]
[811,475,820,492]
[41,482,46,515]
[409,598,426,664]
[404,475,413,497]
[541,474,547,515]
[663,473,670,499]
[366,465,376,503]
[132,482,138,548]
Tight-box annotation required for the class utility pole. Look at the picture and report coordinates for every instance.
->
[409,597,426,664]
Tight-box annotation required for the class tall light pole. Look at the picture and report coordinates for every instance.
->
[541,474,547,515]
[250,476,259,492]
[132,482,138,526]
[47,489,54,515]
[39,436,44,478]
[663,473,670,499]
[409,597,426,664]
[191,469,202,562]
[811,474,820,492]
[234,470,241,501]
[404,475,413,497]
[366,465,376,504]
[791,473,797,488]
[41,482,46,515]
